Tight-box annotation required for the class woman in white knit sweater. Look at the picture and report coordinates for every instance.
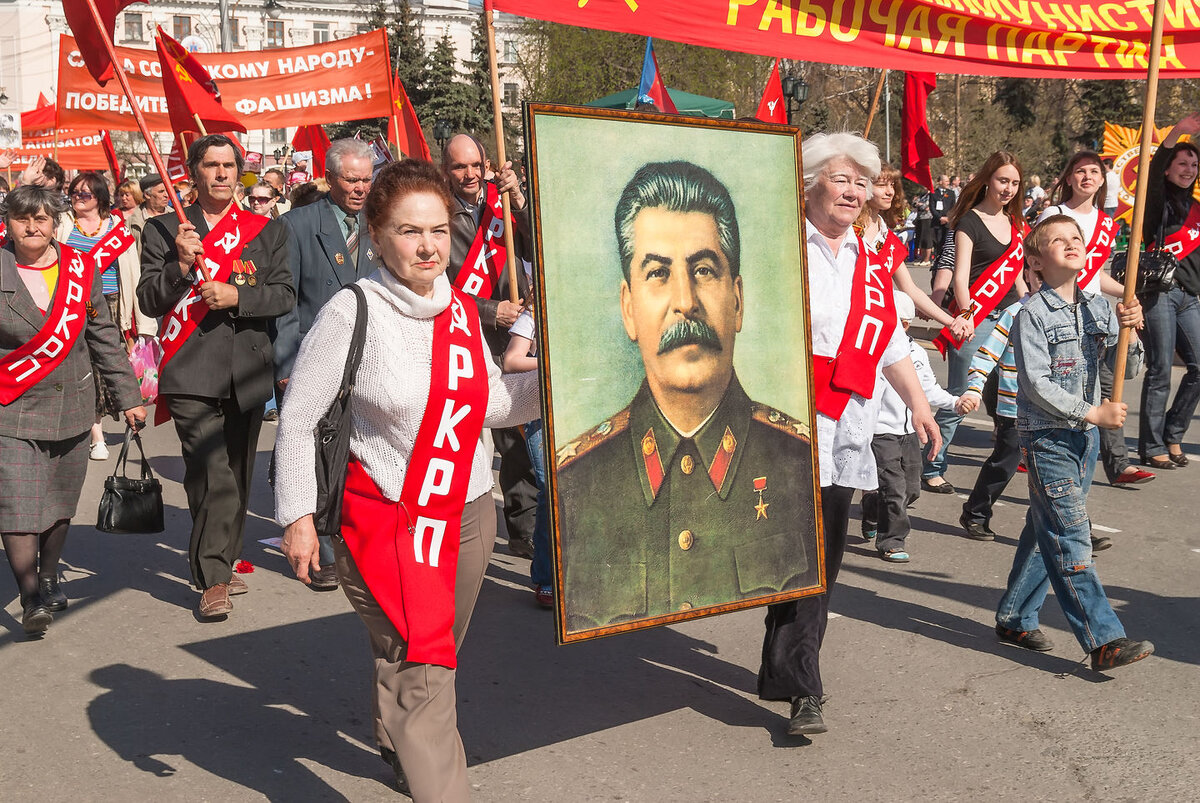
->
[275,160,539,801]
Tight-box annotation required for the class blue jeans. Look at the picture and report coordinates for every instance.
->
[924,313,999,479]
[1138,286,1200,458]
[524,418,552,587]
[995,428,1125,652]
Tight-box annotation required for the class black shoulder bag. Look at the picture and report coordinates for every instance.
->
[313,284,368,539]
[96,426,165,534]
[1111,205,1178,296]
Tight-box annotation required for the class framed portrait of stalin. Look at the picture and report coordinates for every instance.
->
[525,104,823,644]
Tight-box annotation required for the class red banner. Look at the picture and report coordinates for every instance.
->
[57,29,393,132]
[493,0,1200,79]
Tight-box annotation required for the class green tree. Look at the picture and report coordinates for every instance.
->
[420,33,483,138]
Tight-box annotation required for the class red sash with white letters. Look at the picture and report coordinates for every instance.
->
[1078,211,1116,290]
[340,288,490,668]
[154,207,269,424]
[454,182,507,298]
[934,222,1025,356]
[0,243,94,404]
[812,236,898,420]
[877,230,908,276]
[1152,203,1200,263]
[87,217,136,276]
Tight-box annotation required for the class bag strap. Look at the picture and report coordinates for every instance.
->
[335,284,369,403]
[114,425,155,481]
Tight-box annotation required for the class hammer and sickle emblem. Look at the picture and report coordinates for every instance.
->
[215,230,242,255]
[449,297,471,336]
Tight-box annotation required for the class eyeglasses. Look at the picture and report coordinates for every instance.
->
[71,191,95,201]
[248,196,274,204]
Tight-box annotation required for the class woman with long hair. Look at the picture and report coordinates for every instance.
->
[1138,113,1200,469]
[923,151,1028,493]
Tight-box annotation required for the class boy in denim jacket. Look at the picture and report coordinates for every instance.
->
[994,215,1154,671]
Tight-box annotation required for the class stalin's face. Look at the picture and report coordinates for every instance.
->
[620,207,743,402]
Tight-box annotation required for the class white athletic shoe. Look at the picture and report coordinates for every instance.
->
[89,441,110,461]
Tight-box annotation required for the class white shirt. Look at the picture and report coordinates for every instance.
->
[1105,169,1120,209]
[875,338,958,435]
[806,223,910,489]
[1036,204,1103,295]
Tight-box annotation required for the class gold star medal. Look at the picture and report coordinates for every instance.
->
[753,476,769,521]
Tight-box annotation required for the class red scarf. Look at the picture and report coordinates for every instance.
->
[1153,203,1200,263]
[340,289,490,669]
[155,207,269,424]
[812,236,898,420]
[0,243,94,404]
[1078,211,1117,290]
[934,222,1025,356]
[454,182,507,298]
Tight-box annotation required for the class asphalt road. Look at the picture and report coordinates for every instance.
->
[1,343,1197,802]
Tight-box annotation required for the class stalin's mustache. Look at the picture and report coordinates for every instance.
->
[658,318,722,355]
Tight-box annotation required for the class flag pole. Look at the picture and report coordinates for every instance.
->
[863,69,887,138]
[192,114,209,137]
[483,0,520,305]
[79,0,186,225]
[1112,0,1167,402]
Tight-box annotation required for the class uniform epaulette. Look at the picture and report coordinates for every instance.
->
[750,402,811,442]
[556,408,631,468]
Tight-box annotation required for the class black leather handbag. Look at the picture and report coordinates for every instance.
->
[1111,209,1179,296]
[313,284,368,539]
[96,426,165,534]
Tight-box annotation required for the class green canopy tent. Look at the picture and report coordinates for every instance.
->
[587,88,735,119]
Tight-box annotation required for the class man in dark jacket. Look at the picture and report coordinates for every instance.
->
[137,134,295,619]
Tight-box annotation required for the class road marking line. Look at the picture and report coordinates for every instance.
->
[1092,524,1121,533]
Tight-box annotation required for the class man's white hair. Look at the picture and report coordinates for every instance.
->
[802,132,882,199]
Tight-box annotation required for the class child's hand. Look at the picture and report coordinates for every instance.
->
[1086,400,1127,430]
[955,393,979,415]
[1116,298,1143,330]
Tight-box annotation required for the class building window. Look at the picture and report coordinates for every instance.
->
[503,40,517,62]
[228,18,241,48]
[503,82,519,107]
[123,12,145,43]
[313,22,330,43]
[172,15,191,41]
[266,20,285,48]
[270,128,287,143]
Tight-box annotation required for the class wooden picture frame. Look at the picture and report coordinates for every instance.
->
[524,103,824,644]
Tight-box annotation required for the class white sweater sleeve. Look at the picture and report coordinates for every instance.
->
[273,290,357,528]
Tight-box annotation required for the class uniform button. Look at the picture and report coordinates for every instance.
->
[678,529,694,550]
[252,345,258,351]
[680,454,695,475]
[326,279,333,286]
[678,601,693,611]
[54,382,63,391]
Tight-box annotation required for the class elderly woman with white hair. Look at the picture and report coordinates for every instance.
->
[758,132,941,737]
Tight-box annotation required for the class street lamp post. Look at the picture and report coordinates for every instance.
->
[433,119,453,151]
[780,73,810,126]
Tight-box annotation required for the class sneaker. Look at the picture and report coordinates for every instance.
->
[1112,467,1155,486]
[995,624,1055,651]
[861,526,877,542]
[880,549,910,563]
[534,584,554,608]
[89,441,109,461]
[1090,638,1154,670]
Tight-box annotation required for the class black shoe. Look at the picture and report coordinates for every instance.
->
[1168,450,1189,467]
[506,535,534,559]
[38,576,67,612]
[379,746,411,796]
[1090,638,1154,670]
[20,594,53,635]
[263,408,279,423]
[922,477,956,494]
[1141,455,1176,470]
[959,513,996,541]
[308,564,340,591]
[787,695,827,735]
[995,624,1054,651]
[1090,534,1113,551]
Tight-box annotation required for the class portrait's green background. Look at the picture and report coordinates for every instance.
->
[531,111,811,442]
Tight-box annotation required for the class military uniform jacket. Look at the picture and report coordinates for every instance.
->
[555,375,819,631]
[0,242,141,440]
[136,205,295,411]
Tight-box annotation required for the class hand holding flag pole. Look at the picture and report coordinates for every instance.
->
[483,0,520,305]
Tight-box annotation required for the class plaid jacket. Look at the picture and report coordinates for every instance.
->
[0,242,141,440]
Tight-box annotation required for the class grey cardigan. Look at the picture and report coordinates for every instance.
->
[0,242,141,440]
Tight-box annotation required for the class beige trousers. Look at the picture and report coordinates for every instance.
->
[334,493,496,803]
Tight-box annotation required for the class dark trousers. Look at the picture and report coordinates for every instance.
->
[758,485,854,701]
[492,426,537,544]
[962,416,1021,524]
[862,433,922,553]
[167,393,263,590]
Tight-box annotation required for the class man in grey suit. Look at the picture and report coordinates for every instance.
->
[272,138,379,588]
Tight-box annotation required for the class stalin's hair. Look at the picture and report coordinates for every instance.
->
[614,161,740,282]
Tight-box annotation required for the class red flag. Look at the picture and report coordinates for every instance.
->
[155,27,247,138]
[901,72,943,192]
[637,39,678,114]
[291,125,331,176]
[100,130,121,181]
[389,72,431,161]
[61,0,138,86]
[167,134,192,182]
[36,92,52,110]
[755,59,786,124]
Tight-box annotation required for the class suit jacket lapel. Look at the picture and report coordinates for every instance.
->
[316,197,356,286]
[1,245,54,330]
[355,208,376,274]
